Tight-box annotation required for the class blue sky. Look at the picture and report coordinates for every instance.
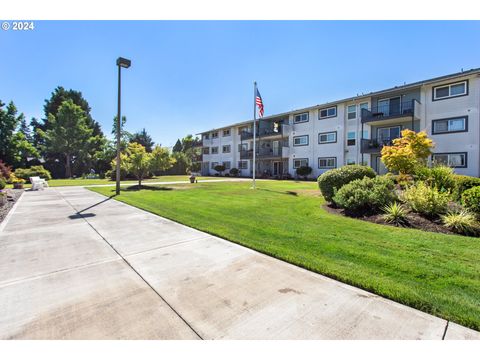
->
[1,21,479,147]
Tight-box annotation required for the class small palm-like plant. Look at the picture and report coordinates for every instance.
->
[441,210,479,236]
[382,202,409,227]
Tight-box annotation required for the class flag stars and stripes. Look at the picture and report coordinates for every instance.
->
[255,88,264,118]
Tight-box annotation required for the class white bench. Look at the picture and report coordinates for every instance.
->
[29,176,49,191]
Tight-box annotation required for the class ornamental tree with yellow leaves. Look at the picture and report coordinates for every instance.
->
[381,129,434,176]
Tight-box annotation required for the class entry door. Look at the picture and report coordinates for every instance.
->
[376,157,388,175]
[273,161,283,176]
[378,97,401,116]
[272,140,280,157]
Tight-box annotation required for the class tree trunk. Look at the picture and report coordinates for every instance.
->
[65,153,72,178]
[138,177,142,188]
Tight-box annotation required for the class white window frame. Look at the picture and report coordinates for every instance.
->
[211,162,219,169]
[347,105,356,120]
[222,145,231,153]
[318,157,337,169]
[318,131,337,144]
[223,129,231,137]
[432,116,468,135]
[318,106,337,119]
[223,161,231,170]
[293,135,309,146]
[294,112,309,123]
[203,134,210,140]
[202,147,210,155]
[211,146,219,154]
[293,158,308,169]
[211,131,219,138]
[432,153,467,168]
[433,80,468,101]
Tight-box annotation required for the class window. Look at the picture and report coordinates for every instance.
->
[294,112,309,123]
[293,158,308,169]
[238,161,248,169]
[318,157,337,169]
[203,134,209,140]
[212,131,219,138]
[223,161,231,170]
[238,143,247,152]
[360,130,369,139]
[222,145,231,153]
[202,147,210,155]
[293,135,309,146]
[211,147,219,154]
[360,102,369,111]
[346,158,356,165]
[347,105,356,120]
[223,129,231,137]
[347,131,356,146]
[211,162,218,169]
[433,80,468,101]
[432,116,468,134]
[433,153,467,168]
[318,131,337,144]
[319,106,337,119]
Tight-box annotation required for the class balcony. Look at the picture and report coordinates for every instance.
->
[361,138,396,153]
[240,124,291,140]
[240,147,289,159]
[361,99,421,124]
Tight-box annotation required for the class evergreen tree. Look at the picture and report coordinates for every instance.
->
[172,139,183,153]
[130,128,154,152]
[39,100,94,178]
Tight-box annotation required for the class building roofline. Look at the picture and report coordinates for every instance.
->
[197,67,480,135]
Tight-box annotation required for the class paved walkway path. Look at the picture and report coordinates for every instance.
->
[0,188,479,339]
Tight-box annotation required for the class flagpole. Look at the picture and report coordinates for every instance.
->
[252,81,257,189]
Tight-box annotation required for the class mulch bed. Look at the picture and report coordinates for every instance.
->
[0,189,24,225]
[323,203,457,236]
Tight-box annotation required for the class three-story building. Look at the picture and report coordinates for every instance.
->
[199,68,480,178]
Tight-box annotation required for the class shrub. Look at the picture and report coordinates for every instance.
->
[14,165,52,182]
[454,175,480,200]
[415,165,456,193]
[333,176,397,214]
[0,160,12,180]
[317,165,376,202]
[214,164,226,175]
[382,202,409,227]
[296,166,312,180]
[402,182,450,218]
[461,186,480,215]
[441,210,479,236]
[229,168,240,177]
[0,177,6,190]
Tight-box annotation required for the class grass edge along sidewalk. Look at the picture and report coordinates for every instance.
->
[90,180,480,331]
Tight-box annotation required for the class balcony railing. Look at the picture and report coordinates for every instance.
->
[240,147,288,159]
[361,138,396,153]
[361,100,419,123]
[240,124,290,140]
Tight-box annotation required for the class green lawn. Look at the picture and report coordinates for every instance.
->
[6,175,207,188]
[90,180,480,330]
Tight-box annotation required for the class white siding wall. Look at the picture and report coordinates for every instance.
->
[200,72,480,178]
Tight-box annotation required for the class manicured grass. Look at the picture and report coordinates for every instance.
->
[90,180,480,330]
[6,175,207,188]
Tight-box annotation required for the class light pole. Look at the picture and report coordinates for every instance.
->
[115,57,131,195]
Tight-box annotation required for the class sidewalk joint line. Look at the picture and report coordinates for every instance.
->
[57,188,204,340]
[442,320,449,340]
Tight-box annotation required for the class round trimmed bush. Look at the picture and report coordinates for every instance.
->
[332,176,397,214]
[317,165,376,202]
[462,186,480,215]
[14,165,52,181]
[454,175,480,200]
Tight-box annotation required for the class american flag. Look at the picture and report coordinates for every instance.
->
[255,88,264,118]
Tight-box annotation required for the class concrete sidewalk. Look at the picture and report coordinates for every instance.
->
[0,188,478,339]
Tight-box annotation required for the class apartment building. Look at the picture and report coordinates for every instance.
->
[199,68,480,179]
